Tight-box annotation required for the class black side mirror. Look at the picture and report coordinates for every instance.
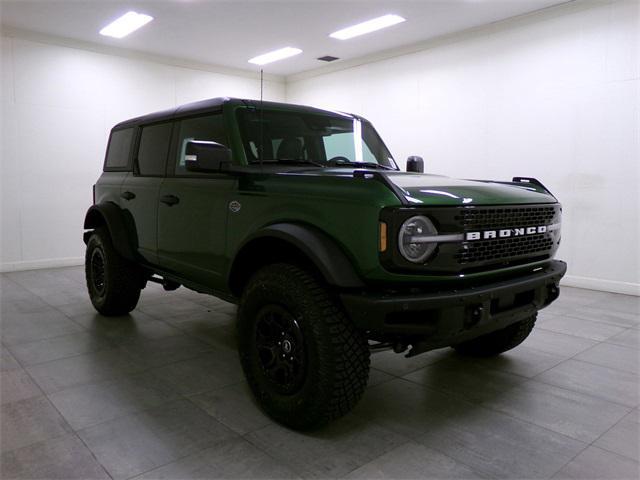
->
[407,156,424,173]
[185,140,232,172]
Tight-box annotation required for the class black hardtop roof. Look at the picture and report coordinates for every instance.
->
[112,97,359,130]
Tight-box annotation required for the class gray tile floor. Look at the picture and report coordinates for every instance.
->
[1,266,638,479]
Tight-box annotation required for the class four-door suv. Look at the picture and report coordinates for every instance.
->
[84,97,566,429]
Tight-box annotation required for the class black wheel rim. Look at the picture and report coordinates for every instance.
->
[90,248,106,296]
[255,305,306,395]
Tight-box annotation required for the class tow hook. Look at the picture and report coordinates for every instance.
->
[464,305,483,328]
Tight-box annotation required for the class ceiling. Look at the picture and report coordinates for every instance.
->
[1,0,573,77]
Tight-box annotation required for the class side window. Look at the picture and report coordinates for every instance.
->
[104,128,134,171]
[174,113,227,175]
[137,122,172,176]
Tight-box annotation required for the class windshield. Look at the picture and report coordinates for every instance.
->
[236,108,397,169]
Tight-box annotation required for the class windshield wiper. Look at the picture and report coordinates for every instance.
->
[328,160,396,171]
[253,158,325,168]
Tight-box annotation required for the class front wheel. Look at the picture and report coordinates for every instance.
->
[237,263,370,430]
[453,315,536,357]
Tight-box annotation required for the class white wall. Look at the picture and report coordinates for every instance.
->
[0,34,285,272]
[287,0,640,295]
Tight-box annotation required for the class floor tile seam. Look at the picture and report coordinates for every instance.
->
[0,277,52,294]
[546,441,592,479]
[1,325,105,353]
[181,392,248,437]
[585,408,640,463]
[178,381,250,422]
[115,423,244,480]
[399,368,528,404]
[34,362,180,403]
[72,429,116,480]
[549,444,640,480]
[368,378,594,447]
[526,374,639,410]
[0,356,47,399]
[45,298,98,328]
[23,357,154,395]
[410,350,561,383]
[18,286,88,306]
[368,375,399,389]
[375,347,454,378]
[580,294,640,311]
[334,439,490,480]
[473,378,635,442]
[446,392,599,447]
[2,343,30,370]
[558,311,639,330]
[534,324,614,342]
[26,340,244,399]
[578,339,639,354]
[533,353,640,380]
[368,360,403,380]
[70,394,199,437]
[240,427,314,479]
[529,325,604,345]
[565,355,639,377]
[587,442,640,464]
[602,336,639,349]
[525,327,630,379]
[7,338,119,369]
[1,365,79,456]
[495,374,636,412]
[162,322,241,353]
[529,342,640,403]
[0,430,74,459]
[413,425,573,480]
[2,302,91,328]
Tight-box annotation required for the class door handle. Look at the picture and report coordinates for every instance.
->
[121,191,136,201]
[160,194,180,206]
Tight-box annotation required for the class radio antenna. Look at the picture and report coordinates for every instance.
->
[259,68,264,169]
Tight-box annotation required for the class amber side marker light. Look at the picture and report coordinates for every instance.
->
[379,222,388,252]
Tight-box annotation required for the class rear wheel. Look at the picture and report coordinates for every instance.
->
[453,315,536,357]
[85,228,142,316]
[237,263,370,430]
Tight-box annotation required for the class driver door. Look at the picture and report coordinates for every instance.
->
[157,112,236,289]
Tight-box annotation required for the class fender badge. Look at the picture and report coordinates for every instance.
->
[229,200,241,213]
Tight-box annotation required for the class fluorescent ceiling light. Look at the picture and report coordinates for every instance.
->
[248,47,302,65]
[330,14,406,40]
[100,11,153,39]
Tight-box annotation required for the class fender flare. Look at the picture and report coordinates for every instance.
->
[83,203,137,261]
[231,223,364,290]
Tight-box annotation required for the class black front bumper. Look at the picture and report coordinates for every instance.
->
[341,260,567,354]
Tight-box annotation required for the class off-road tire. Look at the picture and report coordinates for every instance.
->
[453,315,536,357]
[237,263,370,430]
[85,227,142,316]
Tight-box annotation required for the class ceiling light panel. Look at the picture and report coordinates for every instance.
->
[330,14,406,40]
[100,11,154,39]
[248,47,302,65]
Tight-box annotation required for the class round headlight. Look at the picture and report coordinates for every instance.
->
[398,215,438,263]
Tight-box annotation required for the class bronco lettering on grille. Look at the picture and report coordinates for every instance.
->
[465,225,548,241]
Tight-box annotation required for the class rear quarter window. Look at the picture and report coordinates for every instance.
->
[104,128,134,171]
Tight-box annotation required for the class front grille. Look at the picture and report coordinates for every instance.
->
[452,204,560,268]
[455,234,555,264]
[455,206,556,230]
[380,203,561,275]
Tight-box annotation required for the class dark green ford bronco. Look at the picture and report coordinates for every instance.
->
[84,97,566,429]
